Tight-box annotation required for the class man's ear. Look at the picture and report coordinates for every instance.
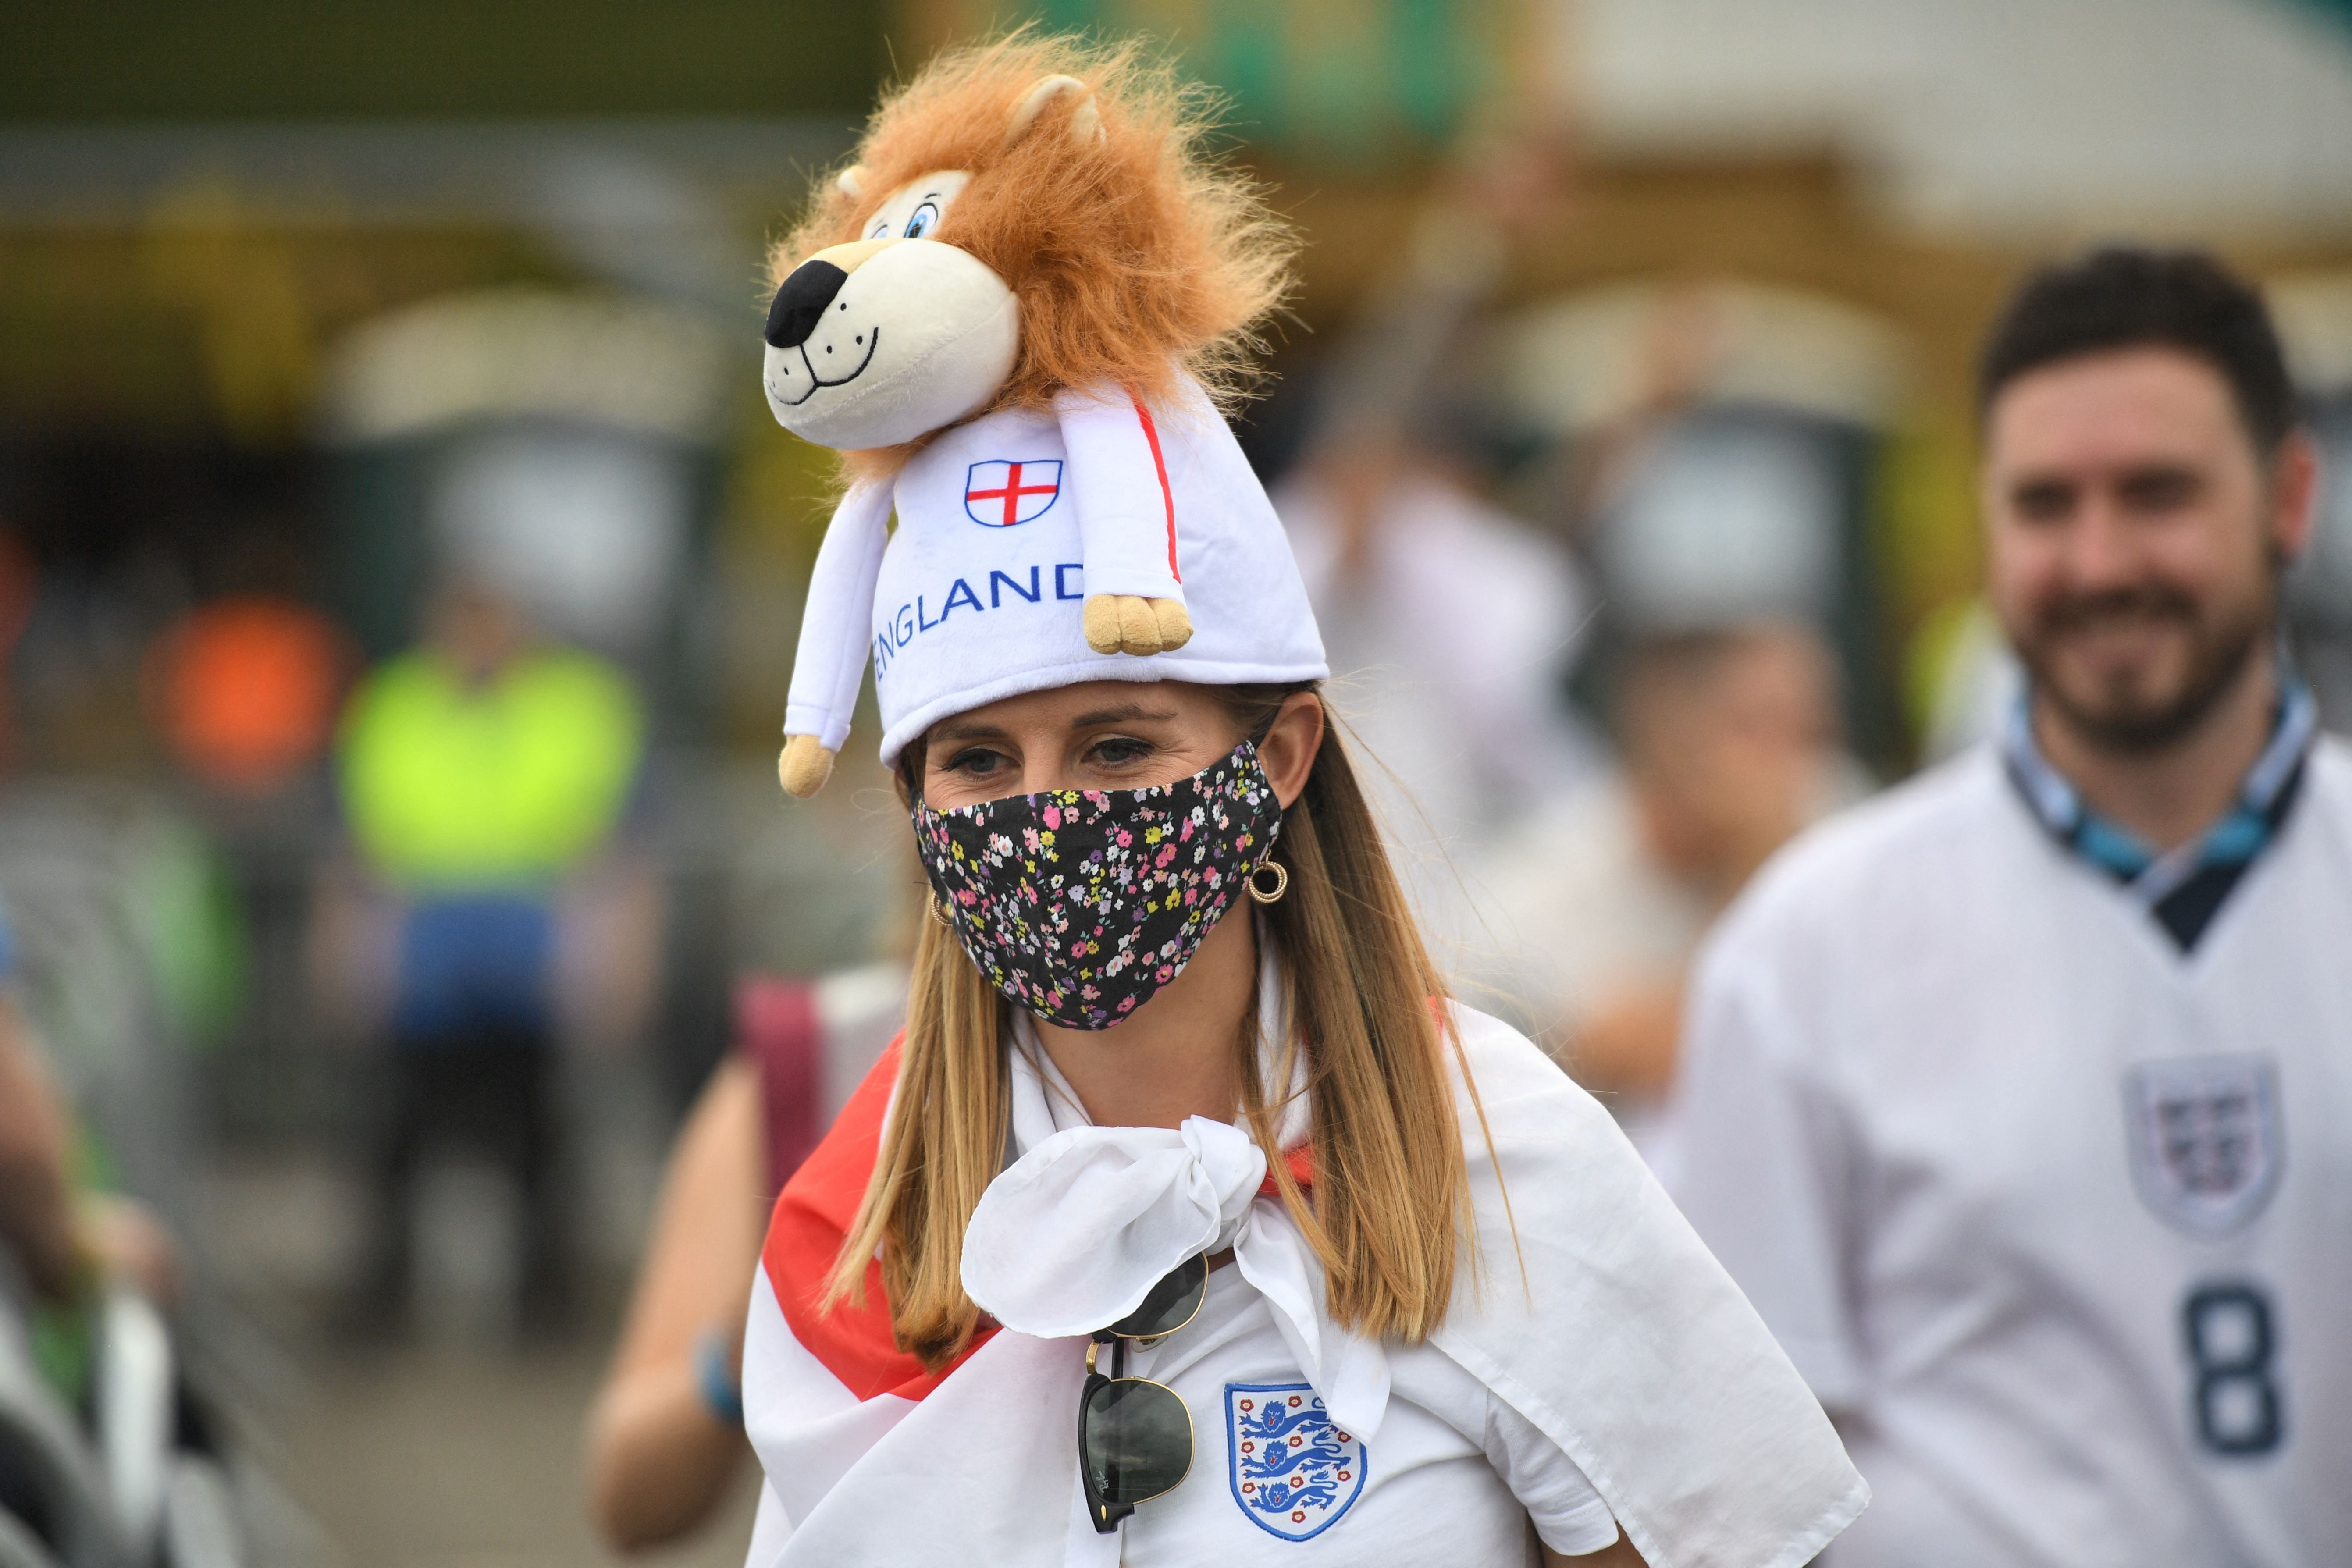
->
[2270,429,2321,563]
[1007,74,1103,147]
[1257,693,1326,810]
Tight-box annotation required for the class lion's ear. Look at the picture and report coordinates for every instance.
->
[836,164,866,199]
[1007,74,1103,147]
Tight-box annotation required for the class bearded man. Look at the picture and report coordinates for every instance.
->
[1668,247,2349,1566]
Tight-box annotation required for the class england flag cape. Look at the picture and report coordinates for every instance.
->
[741,998,1866,1568]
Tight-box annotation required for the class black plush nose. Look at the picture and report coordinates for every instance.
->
[765,260,849,349]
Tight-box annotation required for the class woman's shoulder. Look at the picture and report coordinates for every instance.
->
[1438,999,1626,1154]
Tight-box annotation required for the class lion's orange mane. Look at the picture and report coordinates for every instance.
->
[769,34,1296,478]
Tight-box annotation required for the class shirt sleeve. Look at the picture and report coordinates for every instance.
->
[1665,932,1866,1410]
[1051,387,1186,602]
[1479,1392,1620,1556]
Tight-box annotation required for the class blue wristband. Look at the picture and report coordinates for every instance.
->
[696,1329,744,1428]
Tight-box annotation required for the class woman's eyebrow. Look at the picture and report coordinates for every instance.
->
[932,719,1009,743]
[1069,704,1179,726]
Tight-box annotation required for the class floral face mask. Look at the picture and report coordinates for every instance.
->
[914,741,1283,1030]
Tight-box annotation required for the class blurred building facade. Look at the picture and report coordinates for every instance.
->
[890,0,2352,755]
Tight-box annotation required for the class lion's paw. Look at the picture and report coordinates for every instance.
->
[777,734,837,798]
[1084,594,1192,656]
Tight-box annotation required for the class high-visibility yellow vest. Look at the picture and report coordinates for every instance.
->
[338,647,643,892]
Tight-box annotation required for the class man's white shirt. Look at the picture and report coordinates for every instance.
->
[1669,738,2352,1566]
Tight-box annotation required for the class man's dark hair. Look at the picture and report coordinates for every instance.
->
[1977,246,2298,453]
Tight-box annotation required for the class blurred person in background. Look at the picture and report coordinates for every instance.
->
[1275,118,1599,944]
[148,594,349,799]
[1473,620,1849,1169]
[0,894,178,1366]
[327,577,645,1338]
[586,960,905,1553]
[0,986,176,1320]
[1670,247,2352,1564]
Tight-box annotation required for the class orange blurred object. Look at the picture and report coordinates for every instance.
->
[152,596,350,793]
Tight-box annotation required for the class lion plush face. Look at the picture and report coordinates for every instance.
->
[761,170,1018,450]
[762,39,1292,470]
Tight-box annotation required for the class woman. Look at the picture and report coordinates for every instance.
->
[736,391,1865,1565]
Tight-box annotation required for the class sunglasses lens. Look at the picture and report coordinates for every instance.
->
[1107,1253,1208,1340]
[1082,1378,1193,1506]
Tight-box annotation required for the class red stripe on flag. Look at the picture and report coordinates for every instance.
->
[1132,400,1179,583]
[758,1035,996,1402]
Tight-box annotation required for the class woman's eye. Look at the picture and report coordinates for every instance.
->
[904,201,941,239]
[944,747,1003,777]
[1089,737,1153,767]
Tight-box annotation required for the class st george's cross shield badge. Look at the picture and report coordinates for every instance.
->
[1225,1383,1367,1541]
[2124,1054,2284,1238]
[964,459,1062,528]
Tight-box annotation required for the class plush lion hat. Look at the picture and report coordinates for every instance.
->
[768,33,1295,476]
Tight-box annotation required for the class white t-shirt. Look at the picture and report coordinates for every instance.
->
[1119,1259,1618,1562]
[1668,740,2352,1568]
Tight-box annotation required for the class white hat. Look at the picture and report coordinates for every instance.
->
[783,378,1328,768]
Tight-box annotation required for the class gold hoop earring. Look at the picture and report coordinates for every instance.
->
[1245,860,1288,905]
[926,889,956,927]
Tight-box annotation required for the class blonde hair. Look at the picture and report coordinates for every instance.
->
[770,32,1295,482]
[827,686,1480,1369]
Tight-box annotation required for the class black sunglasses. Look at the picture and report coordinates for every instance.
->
[1079,1253,1209,1533]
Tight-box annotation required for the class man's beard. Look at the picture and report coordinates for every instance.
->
[2014,581,2270,755]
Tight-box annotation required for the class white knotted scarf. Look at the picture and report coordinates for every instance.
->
[957,950,1395,1443]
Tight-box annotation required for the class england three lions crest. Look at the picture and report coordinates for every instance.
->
[2124,1055,2283,1238]
[1225,1383,1366,1541]
[964,459,1061,527]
